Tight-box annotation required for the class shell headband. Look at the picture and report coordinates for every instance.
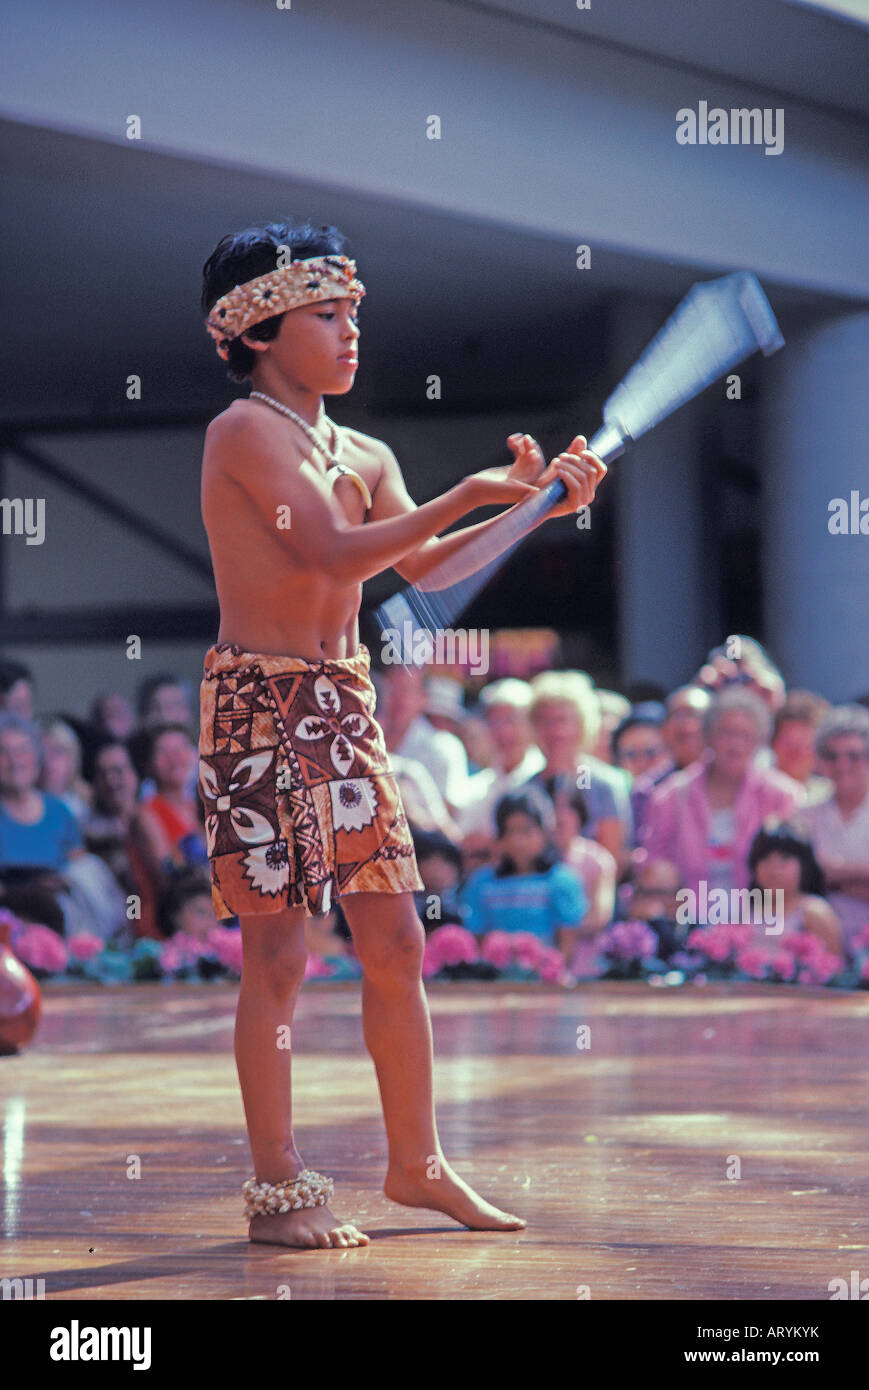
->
[205,253,366,360]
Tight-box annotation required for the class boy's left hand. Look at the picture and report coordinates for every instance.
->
[506,433,547,484]
[508,433,607,518]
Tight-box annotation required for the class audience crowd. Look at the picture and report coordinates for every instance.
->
[2,636,868,986]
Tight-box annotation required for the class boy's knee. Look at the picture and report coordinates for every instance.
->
[359,913,425,980]
[240,916,308,989]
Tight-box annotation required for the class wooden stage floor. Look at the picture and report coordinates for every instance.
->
[2,980,868,1301]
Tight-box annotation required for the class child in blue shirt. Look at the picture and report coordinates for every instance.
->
[459,788,587,952]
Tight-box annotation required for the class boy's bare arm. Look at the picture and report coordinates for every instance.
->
[206,408,538,586]
[369,440,606,586]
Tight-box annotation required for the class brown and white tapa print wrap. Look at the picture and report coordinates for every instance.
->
[198,641,423,921]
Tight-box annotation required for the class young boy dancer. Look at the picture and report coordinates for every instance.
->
[198,218,606,1248]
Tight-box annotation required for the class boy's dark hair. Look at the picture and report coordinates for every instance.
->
[493,788,558,878]
[747,819,825,897]
[201,217,350,383]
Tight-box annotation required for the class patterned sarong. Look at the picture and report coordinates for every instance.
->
[198,641,423,921]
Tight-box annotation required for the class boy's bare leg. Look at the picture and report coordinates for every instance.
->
[235,907,370,1248]
[340,891,526,1230]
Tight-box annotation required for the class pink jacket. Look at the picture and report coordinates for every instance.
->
[641,754,804,896]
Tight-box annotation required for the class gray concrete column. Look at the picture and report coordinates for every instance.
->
[762,313,869,701]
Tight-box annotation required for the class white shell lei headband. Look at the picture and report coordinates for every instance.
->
[205,254,366,360]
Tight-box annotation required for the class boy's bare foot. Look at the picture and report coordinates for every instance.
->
[384,1158,526,1230]
[248,1203,370,1249]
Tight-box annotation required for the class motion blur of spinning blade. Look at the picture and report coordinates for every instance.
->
[374,272,784,667]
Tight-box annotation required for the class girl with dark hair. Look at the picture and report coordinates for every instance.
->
[458,789,588,950]
[747,819,842,955]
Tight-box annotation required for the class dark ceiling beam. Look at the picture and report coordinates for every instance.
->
[5,437,213,580]
[0,604,219,644]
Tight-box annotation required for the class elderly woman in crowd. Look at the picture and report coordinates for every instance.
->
[38,716,93,825]
[798,705,869,960]
[771,691,832,807]
[641,687,804,898]
[457,678,546,840]
[525,670,633,875]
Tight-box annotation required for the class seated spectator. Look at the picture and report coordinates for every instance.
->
[389,753,463,842]
[138,673,196,730]
[526,670,633,876]
[642,688,804,899]
[631,686,711,842]
[412,827,465,929]
[457,677,546,840]
[0,712,126,941]
[130,674,197,800]
[612,704,668,782]
[38,717,93,826]
[132,723,206,904]
[379,665,471,814]
[90,691,137,741]
[594,690,631,764]
[0,659,36,720]
[545,777,617,932]
[458,788,587,954]
[627,857,684,960]
[661,685,711,773]
[83,738,160,939]
[0,713,85,877]
[695,636,786,715]
[158,864,218,940]
[424,676,467,739]
[798,705,869,961]
[747,820,843,957]
[457,710,495,776]
[771,691,832,807]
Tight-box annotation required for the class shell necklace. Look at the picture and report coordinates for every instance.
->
[248,390,344,468]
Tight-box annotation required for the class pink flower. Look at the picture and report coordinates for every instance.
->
[479,931,514,969]
[768,948,797,981]
[797,948,842,985]
[510,932,547,970]
[734,945,772,980]
[13,923,69,974]
[303,953,335,979]
[67,931,104,961]
[159,931,206,973]
[685,925,733,963]
[206,926,243,974]
[724,923,754,950]
[537,946,567,982]
[427,925,478,966]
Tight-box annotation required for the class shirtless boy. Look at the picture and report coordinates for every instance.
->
[198,217,606,1248]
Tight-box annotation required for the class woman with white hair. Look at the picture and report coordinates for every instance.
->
[642,687,804,899]
[457,678,546,838]
[525,670,633,874]
[798,705,869,960]
[38,717,93,826]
